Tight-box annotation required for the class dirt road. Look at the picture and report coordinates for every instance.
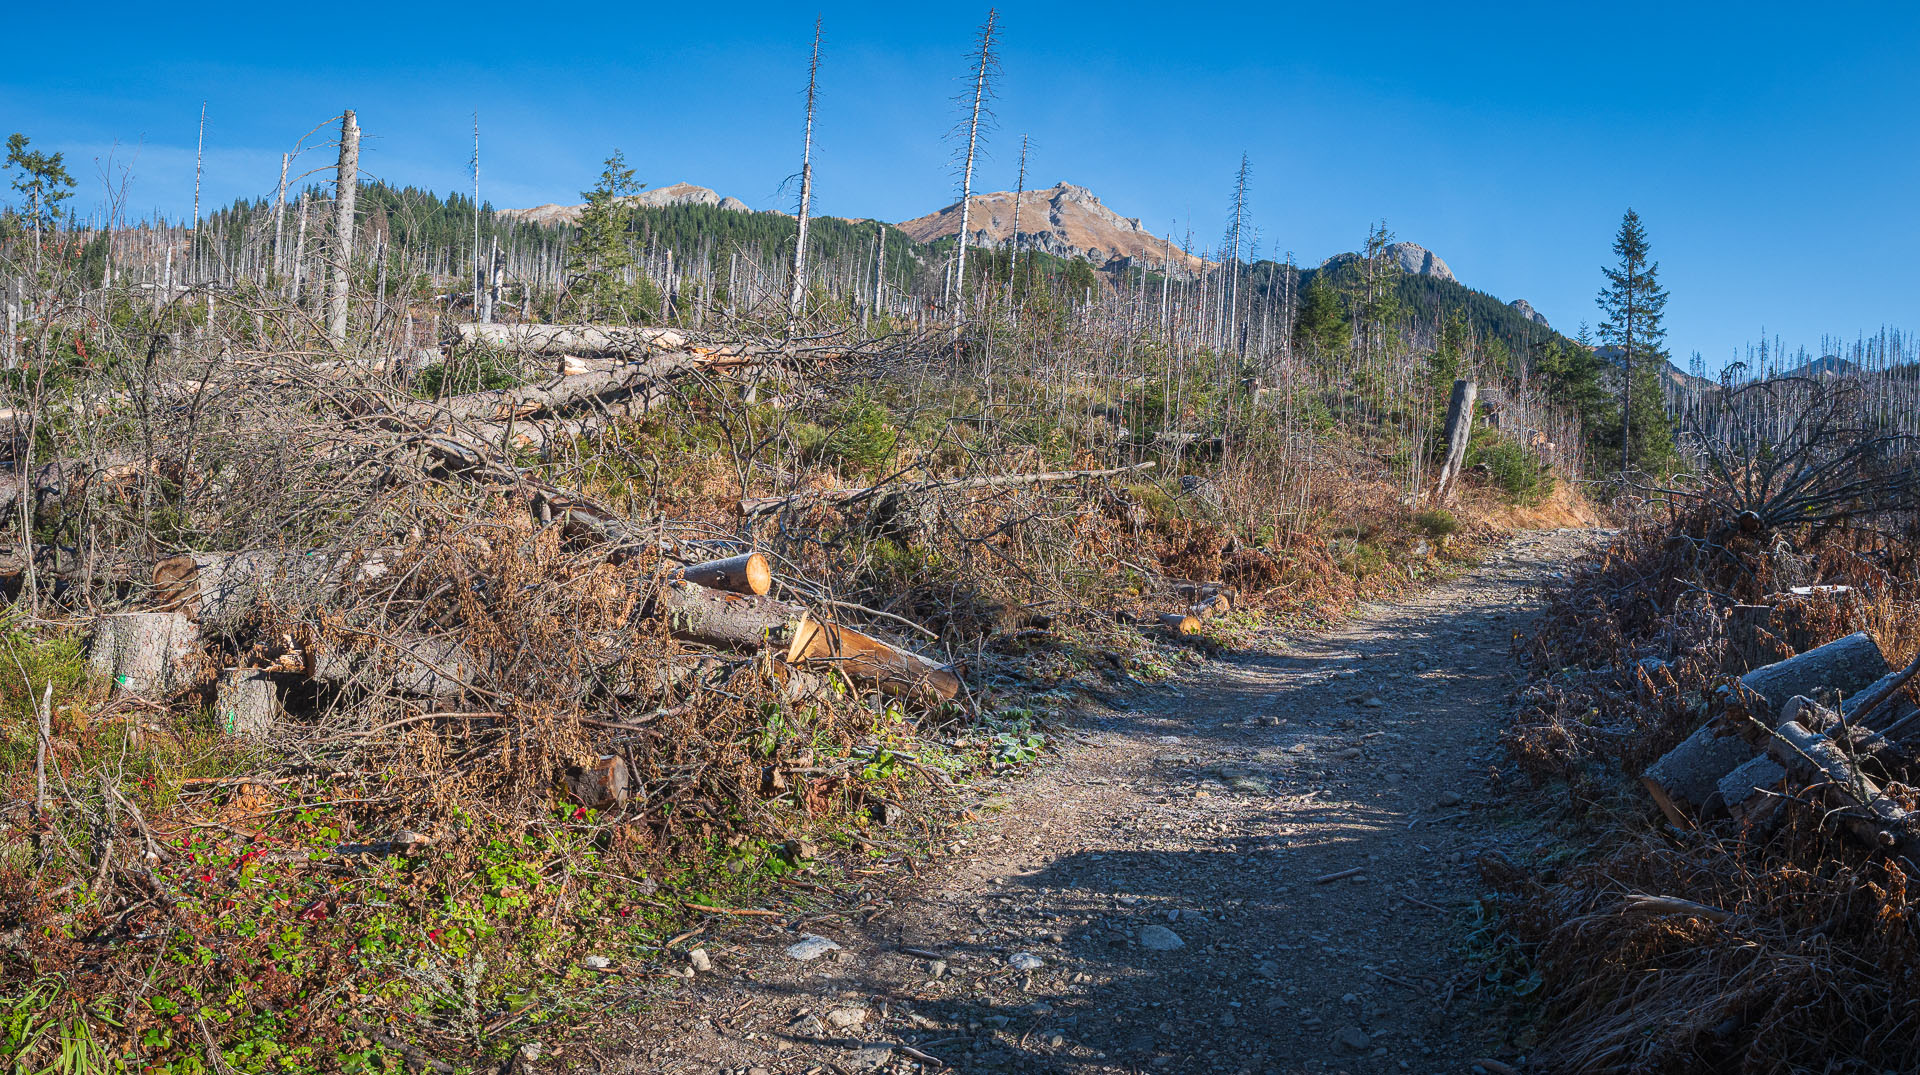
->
[606,529,1596,1075]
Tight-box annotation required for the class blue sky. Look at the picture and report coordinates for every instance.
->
[3,1,1914,369]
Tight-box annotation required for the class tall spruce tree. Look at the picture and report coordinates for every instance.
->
[1596,208,1674,473]
[567,152,642,321]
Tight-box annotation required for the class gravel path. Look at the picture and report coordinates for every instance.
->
[606,529,1596,1075]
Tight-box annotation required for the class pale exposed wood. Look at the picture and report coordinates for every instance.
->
[326,110,358,346]
[787,611,960,702]
[1187,593,1232,620]
[1158,613,1203,636]
[1620,893,1731,922]
[673,553,772,596]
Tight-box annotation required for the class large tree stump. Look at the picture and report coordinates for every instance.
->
[89,612,197,697]
[562,756,631,809]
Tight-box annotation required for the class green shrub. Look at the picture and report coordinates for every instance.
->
[1413,508,1461,538]
[1468,429,1552,506]
[823,394,898,476]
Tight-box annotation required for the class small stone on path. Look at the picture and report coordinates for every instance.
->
[785,934,841,961]
[1138,924,1185,950]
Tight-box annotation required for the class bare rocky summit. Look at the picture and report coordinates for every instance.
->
[897,181,1204,272]
[1509,298,1550,328]
[499,181,751,227]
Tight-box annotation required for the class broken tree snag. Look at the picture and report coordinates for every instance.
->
[1642,721,1757,826]
[562,755,631,809]
[658,580,803,651]
[1765,712,1920,859]
[1430,379,1477,504]
[89,612,198,697]
[673,553,772,596]
[454,322,689,357]
[1158,613,1203,636]
[786,612,961,702]
[214,668,280,738]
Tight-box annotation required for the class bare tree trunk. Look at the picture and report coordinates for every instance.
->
[787,18,822,321]
[290,193,309,304]
[952,8,999,333]
[471,114,482,319]
[272,152,289,279]
[192,101,205,283]
[1431,379,1477,503]
[327,110,360,346]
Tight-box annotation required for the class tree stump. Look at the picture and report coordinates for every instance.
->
[89,612,196,697]
[214,668,280,738]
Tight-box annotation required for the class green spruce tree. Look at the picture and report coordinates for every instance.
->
[1596,208,1675,474]
[565,151,643,321]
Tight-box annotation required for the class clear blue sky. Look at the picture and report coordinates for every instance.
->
[4,1,1914,369]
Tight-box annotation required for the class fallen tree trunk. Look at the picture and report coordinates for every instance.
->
[308,632,477,706]
[1647,633,1894,824]
[739,461,1156,518]
[403,351,723,426]
[787,612,960,702]
[153,549,395,627]
[1187,593,1232,620]
[1764,702,1920,860]
[657,580,803,651]
[1734,631,1889,718]
[673,553,772,596]
[455,323,690,356]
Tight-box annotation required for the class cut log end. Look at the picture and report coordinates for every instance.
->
[675,552,772,596]
[787,612,961,702]
[1158,613,1203,636]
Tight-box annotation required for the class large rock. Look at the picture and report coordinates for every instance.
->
[1509,298,1550,328]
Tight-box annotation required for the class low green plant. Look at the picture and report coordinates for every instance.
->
[1413,508,1461,539]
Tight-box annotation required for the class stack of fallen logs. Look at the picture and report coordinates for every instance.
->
[76,325,963,808]
[1642,630,1920,858]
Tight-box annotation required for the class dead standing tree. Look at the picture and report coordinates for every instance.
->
[326,110,359,346]
[950,8,999,335]
[787,17,822,323]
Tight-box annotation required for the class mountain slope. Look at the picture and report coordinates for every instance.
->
[499,182,751,227]
[897,182,1203,272]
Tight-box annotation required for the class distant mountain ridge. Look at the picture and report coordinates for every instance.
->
[498,182,752,227]
[897,182,1204,272]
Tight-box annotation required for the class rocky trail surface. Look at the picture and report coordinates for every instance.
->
[605,530,1598,1075]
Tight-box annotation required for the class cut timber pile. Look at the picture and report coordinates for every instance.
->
[1642,631,1920,856]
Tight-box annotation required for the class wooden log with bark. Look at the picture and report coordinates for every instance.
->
[1645,632,1893,824]
[786,612,960,702]
[308,633,477,706]
[1158,612,1203,636]
[454,323,690,357]
[657,580,804,651]
[672,553,772,596]
[1187,592,1233,620]
[402,351,724,427]
[1762,699,1920,860]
